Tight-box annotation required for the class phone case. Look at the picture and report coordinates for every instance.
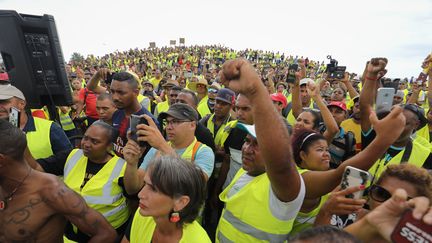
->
[340,166,370,199]
[391,210,432,243]
[376,88,395,112]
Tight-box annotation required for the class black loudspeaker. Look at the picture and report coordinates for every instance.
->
[0,10,73,108]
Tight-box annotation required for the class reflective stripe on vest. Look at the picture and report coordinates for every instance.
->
[26,117,53,159]
[220,209,289,242]
[206,114,236,146]
[63,149,129,229]
[59,109,75,131]
[217,168,294,243]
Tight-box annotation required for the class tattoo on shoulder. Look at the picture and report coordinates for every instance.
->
[43,184,101,230]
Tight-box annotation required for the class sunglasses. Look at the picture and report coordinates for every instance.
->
[369,184,412,202]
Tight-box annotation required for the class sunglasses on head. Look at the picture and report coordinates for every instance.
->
[369,184,412,202]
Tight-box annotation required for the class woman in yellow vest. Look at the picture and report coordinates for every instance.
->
[63,121,130,242]
[121,156,211,243]
[288,105,407,235]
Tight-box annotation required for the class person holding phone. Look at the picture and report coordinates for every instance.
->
[122,103,214,195]
[0,84,72,160]
[359,58,432,184]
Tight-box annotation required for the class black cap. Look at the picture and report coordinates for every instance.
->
[159,103,199,121]
[216,88,236,105]
[402,104,428,130]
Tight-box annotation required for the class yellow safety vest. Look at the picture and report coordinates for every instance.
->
[163,138,204,162]
[369,140,430,183]
[129,209,211,242]
[290,166,328,234]
[197,96,211,118]
[416,125,431,144]
[155,100,170,115]
[58,108,76,131]
[216,168,294,242]
[26,117,53,159]
[63,149,130,229]
[206,115,236,146]
[137,94,151,111]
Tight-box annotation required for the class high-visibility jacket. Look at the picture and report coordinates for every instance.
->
[369,139,430,183]
[63,149,130,229]
[155,100,169,116]
[205,114,236,146]
[137,94,151,111]
[162,138,205,162]
[216,168,295,242]
[26,117,53,159]
[416,125,431,144]
[58,108,76,131]
[129,209,211,242]
[197,96,211,118]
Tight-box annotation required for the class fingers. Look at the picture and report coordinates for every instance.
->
[407,197,430,220]
[337,185,366,196]
[423,207,432,225]
[143,114,157,129]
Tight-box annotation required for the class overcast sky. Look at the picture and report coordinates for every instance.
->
[1,0,431,78]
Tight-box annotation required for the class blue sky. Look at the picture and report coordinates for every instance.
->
[1,0,431,78]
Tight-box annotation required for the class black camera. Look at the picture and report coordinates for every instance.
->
[326,55,346,80]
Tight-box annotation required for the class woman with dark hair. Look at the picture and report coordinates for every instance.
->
[122,156,211,242]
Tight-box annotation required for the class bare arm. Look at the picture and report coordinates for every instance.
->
[222,58,301,202]
[43,179,117,243]
[359,58,388,132]
[301,106,405,199]
[342,72,359,99]
[87,69,109,94]
[307,82,339,143]
[407,83,420,104]
[75,100,85,119]
[122,139,146,195]
[291,61,306,118]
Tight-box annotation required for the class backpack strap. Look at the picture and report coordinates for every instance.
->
[191,141,202,162]
[401,139,413,163]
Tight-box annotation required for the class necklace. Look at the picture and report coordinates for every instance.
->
[0,167,32,211]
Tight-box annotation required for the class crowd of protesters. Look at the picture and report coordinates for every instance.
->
[0,45,431,243]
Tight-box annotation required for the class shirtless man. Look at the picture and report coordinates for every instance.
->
[0,120,116,243]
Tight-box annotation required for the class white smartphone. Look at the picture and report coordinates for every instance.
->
[9,107,20,127]
[340,166,371,199]
[376,87,395,112]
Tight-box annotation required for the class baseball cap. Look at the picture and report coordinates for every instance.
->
[402,104,428,130]
[300,78,314,86]
[270,93,287,108]
[159,103,199,121]
[187,78,208,91]
[236,123,257,138]
[0,84,26,100]
[327,101,347,111]
[216,88,236,105]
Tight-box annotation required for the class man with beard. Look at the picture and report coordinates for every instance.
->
[87,70,158,158]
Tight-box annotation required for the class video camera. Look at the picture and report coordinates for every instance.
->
[326,55,346,80]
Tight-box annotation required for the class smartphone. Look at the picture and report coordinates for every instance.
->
[9,107,20,128]
[376,87,395,112]
[130,114,149,147]
[286,64,298,84]
[340,166,370,199]
[391,210,432,243]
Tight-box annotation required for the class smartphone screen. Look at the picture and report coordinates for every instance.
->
[9,107,20,127]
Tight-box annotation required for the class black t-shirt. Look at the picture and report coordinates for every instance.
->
[361,129,432,170]
[224,127,248,154]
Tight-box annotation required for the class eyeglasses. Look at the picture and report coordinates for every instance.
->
[165,119,191,127]
[369,184,412,202]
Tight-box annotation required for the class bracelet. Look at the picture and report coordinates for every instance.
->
[365,76,378,81]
